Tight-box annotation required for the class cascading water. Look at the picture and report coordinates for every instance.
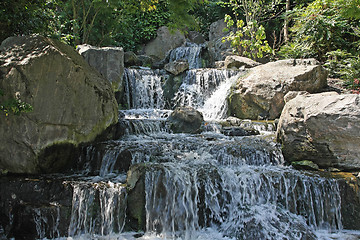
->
[7,42,359,240]
[172,69,242,112]
[168,42,204,69]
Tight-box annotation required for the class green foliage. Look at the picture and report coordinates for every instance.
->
[323,50,360,93]
[222,15,273,60]
[277,42,315,58]
[192,0,230,38]
[0,90,33,116]
[279,0,360,61]
[112,1,171,51]
[0,0,53,42]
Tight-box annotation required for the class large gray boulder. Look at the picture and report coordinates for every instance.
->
[0,36,118,174]
[144,26,186,60]
[276,92,360,170]
[228,59,328,120]
[77,44,124,91]
[167,106,204,133]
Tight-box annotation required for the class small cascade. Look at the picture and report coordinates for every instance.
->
[168,42,204,69]
[199,72,240,120]
[173,69,242,109]
[68,181,127,237]
[33,207,61,239]
[123,68,168,109]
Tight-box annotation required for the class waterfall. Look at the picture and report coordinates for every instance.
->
[123,68,168,109]
[4,38,359,240]
[143,162,342,240]
[68,181,127,237]
[173,69,242,110]
[168,42,204,69]
[199,73,240,120]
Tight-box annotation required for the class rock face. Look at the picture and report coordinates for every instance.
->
[207,19,233,61]
[77,44,124,91]
[0,36,118,174]
[276,92,360,170]
[228,59,328,120]
[187,31,206,44]
[144,26,186,60]
[164,60,189,75]
[209,19,229,41]
[167,106,204,134]
[224,55,261,69]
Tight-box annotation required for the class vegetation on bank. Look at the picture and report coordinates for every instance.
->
[0,0,359,115]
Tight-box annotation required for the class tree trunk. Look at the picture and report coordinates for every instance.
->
[72,0,80,45]
[284,0,290,42]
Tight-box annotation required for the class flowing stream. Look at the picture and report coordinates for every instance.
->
[10,43,360,240]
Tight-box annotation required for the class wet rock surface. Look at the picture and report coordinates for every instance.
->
[167,106,204,133]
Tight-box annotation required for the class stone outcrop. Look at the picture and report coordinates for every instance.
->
[144,26,186,60]
[276,92,360,170]
[207,19,233,61]
[187,31,206,44]
[209,19,229,41]
[77,44,124,91]
[0,36,118,174]
[224,55,261,69]
[164,60,189,75]
[228,59,328,120]
[167,106,204,133]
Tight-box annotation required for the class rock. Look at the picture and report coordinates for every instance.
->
[124,51,141,67]
[207,19,234,61]
[228,59,328,120]
[209,19,229,41]
[137,55,154,67]
[291,160,319,171]
[207,37,233,61]
[0,36,118,174]
[164,60,189,75]
[77,44,124,91]
[224,55,261,69]
[187,31,206,44]
[215,61,225,68]
[0,176,73,239]
[284,91,309,103]
[126,164,147,231]
[276,92,360,170]
[144,26,186,60]
[221,127,259,136]
[167,106,204,134]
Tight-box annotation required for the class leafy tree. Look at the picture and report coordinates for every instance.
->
[279,0,360,60]
[221,0,275,59]
[0,0,52,42]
